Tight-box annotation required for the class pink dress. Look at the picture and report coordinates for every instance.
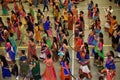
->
[42,58,57,80]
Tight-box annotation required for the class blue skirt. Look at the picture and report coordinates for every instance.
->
[2,66,11,78]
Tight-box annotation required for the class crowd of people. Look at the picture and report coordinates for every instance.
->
[0,0,120,80]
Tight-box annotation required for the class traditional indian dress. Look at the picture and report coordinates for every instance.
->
[43,20,50,31]
[60,61,72,80]
[76,51,91,79]
[0,55,11,79]
[46,38,52,49]
[105,58,116,80]
[104,14,112,30]
[11,13,17,22]
[28,42,37,61]
[68,14,74,30]
[2,1,8,15]
[88,3,91,18]
[8,21,14,33]
[19,55,30,77]
[54,9,60,18]
[108,19,117,37]
[8,35,17,55]
[51,42,59,61]
[34,26,41,42]
[14,2,19,14]
[29,7,34,17]
[32,61,41,80]
[95,42,104,60]
[42,58,57,80]
[6,42,15,61]
[74,37,83,51]
[2,66,11,79]
[62,10,68,22]
[88,34,94,45]
[72,7,78,23]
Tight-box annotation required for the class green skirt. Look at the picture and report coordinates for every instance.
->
[2,8,8,15]
[46,38,52,49]
[95,45,104,59]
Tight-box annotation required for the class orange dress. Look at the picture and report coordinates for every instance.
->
[68,14,74,30]
[63,10,68,21]
[72,7,78,22]
[42,58,57,80]
[74,38,83,51]
[108,20,117,35]
[60,62,72,80]
[34,26,41,42]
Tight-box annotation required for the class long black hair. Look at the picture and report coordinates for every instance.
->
[0,55,8,67]
[84,43,89,54]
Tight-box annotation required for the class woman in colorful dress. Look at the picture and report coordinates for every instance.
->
[8,33,17,55]
[108,16,118,37]
[37,9,43,24]
[78,11,85,32]
[7,17,14,34]
[94,37,104,66]
[5,42,15,63]
[53,5,60,18]
[34,23,41,43]
[29,4,35,17]
[1,0,9,16]
[42,54,57,80]
[93,3,99,21]
[71,5,78,23]
[43,16,50,31]
[88,1,94,18]
[62,7,68,22]
[28,38,37,62]
[101,51,116,80]
[31,56,41,80]
[60,57,72,80]
[68,12,74,30]
[76,43,92,79]
[104,12,112,32]
[74,35,83,52]
[88,29,95,45]
[14,1,19,15]
[11,11,17,23]
[19,2,24,13]
[51,37,59,61]
[61,35,70,61]
[0,54,11,80]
